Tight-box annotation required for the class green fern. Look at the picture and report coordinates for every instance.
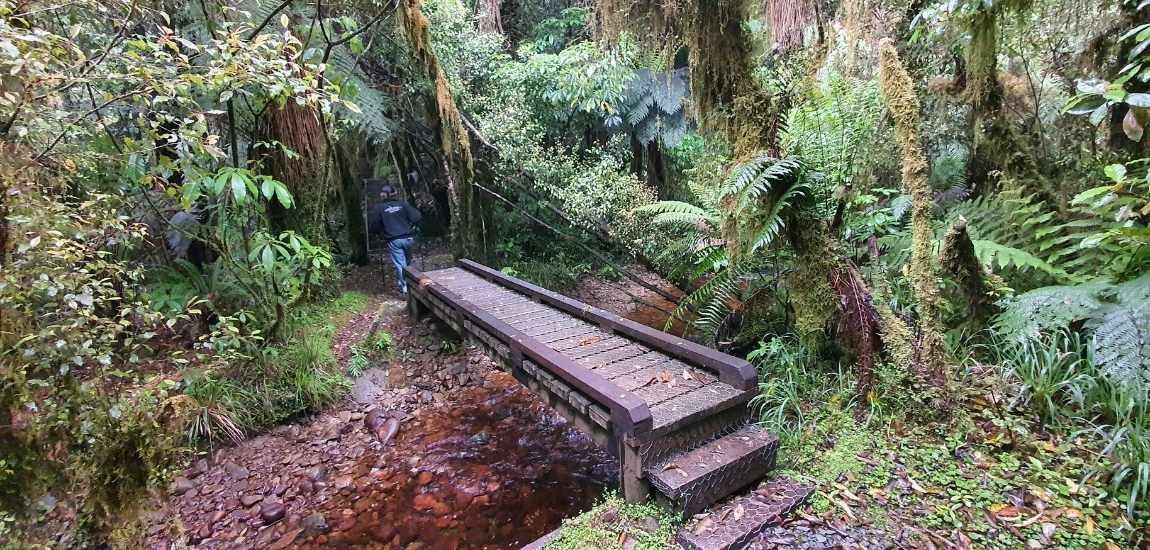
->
[780,77,883,189]
[971,240,1071,279]
[639,155,807,342]
[996,273,1150,388]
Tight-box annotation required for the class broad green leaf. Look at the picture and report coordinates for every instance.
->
[211,172,228,194]
[1126,92,1150,107]
[261,245,275,271]
[1076,79,1109,95]
[274,183,293,208]
[1105,164,1127,182]
[1089,104,1110,126]
[230,172,247,202]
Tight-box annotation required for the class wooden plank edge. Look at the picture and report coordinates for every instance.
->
[456,259,757,391]
[405,265,653,436]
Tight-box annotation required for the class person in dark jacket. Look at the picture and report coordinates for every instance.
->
[369,182,423,294]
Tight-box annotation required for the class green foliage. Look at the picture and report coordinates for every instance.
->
[374,330,394,354]
[994,331,1094,426]
[527,7,591,53]
[153,167,333,339]
[523,40,634,121]
[1066,8,1150,139]
[77,385,191,542]
[637,155,806,342]
[748,335,824,443]
[546,493,677,550]
[1069,160,1150,278]
[780,77,884,190]
[347,346,370,379]
[182,292,365,442]
[622,68,689,147]
[996,273,1150,389]
[879,187,1129,289]
[502,253,593,292]
[986,328,1150,517]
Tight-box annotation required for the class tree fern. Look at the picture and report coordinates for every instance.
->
[622,68,689,147]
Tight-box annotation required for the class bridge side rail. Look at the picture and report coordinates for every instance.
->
[404,265,653,436]
[457,259,757,391]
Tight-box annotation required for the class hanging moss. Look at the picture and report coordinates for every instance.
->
[964,10,1000,109]
[878,38,946,383]
[396,0,484,259]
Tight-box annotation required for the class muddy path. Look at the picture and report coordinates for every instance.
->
[146,262,679,549]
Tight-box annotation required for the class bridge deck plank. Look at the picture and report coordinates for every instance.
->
[415,263,753,438]
[510,311,574,330]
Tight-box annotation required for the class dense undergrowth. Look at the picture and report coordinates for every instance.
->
[5,0,1150,547]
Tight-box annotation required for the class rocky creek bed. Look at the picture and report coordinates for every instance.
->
[145,291,615,549]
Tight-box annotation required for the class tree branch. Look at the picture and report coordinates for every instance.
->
[32,88,147,163]
[246,0,294,40]
[320,2,395,64]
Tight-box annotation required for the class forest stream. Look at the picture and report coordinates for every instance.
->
[141,264,678,549]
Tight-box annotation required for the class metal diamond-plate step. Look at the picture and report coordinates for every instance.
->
[676,478,813,550]
[646,424,779,517]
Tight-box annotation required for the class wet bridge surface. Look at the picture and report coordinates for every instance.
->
[405,260,810,549]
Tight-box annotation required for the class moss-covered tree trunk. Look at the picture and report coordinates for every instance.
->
[397,0,487,261]
[645,140,669,199]
[879,39,946,384]
[940,219,997,325]
[257,101,331,246]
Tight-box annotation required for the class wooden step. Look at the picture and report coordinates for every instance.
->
[676,478,813,550]
[646,424,779,517]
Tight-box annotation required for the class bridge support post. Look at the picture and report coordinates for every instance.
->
[407,292,423,321]
[619,436,649,503]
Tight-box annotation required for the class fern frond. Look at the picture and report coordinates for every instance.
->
[972,240,1072,280]
[747,180,809,254]
[994,281,1113,339]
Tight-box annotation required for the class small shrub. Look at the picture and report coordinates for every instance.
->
[347,345,371,378]
[748,335,854,445]
[374,331,394,353]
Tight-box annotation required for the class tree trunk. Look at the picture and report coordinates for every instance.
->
[477,0,504,35]
[397,0,484,260]
[338,139,369,266]
[940,219,997,324]
[257,101,331,246]
[630,135,644,180]
[880,39,947,386]
[645,140,668,199]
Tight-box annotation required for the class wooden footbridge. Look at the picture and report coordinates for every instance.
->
[405,260,810,549]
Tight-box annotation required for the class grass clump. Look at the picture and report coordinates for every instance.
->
[547,493,678,549]
[181,291,368,444]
